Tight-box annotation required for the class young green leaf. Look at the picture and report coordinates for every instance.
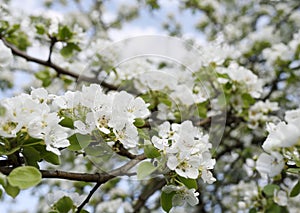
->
[68,133,91,151]
[54,196,74,213]
[263,184,280,197]
[134,118,146,127]
[144,144,161,158]
[4,182,20,198]
[22,147,41,168]
[7,166,42,189]
[161,191,176,213]
[60,42,81,57]
[177,176,198,190]
[290,180,300,197]
[137,161,157,180]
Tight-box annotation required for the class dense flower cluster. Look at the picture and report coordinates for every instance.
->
[248,100,279,129]
[0,88,71,155]
[262,108,300,152]
[152,121,216,183]
[162,185,200,207]
[56,84,150,149]
[216,62,263,98]
[222,181,259,212]
[256,108,300,178]
[0,84,150,154]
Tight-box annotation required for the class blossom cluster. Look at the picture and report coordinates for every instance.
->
[222,181,258,212]
[0,84,150,155]
[162,185,199,207]
[262,108,300,152]
[0,88,71,155]
[216,62,263,98]
[247,100,279,129]
[256,108,300,178]
[58,84,150,149]
[152,121,216,183]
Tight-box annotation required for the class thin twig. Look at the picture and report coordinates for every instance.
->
[108,154,146,176]
[76,182,101,213]
[133,178,166,213]
[0,38,117,90]
[47,36,57,62]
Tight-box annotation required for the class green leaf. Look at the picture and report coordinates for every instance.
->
[137,161,157,180]
[35,24,45,35]
[134,118,145,127]
[6,31,31,51]
[4,182,20,198]
[68,134,91,151]
[22,137,44,146]
[33,144,60,165]
[0,105,6,116]
[34,70,52,87]
[287,168,300,174]
[197,101,208,118]
[7,166,42,189]
[42,150,61,165]
[60,42,81,58]
[249,208,257,213]
[290,180,300,197]
[263,184,280,197]
[242,93,255,107]
[158,97,172,107]
[57,25,73,41]
[22,147,41,168]
[59,117,74,129]
[0,173,6,186]
[161,191,176,213]
[177,176,198,190]
[144,144,161,158]
[137,128,150,140]
[0,145,21,155]
[0,20,9,33]
[35,70,50,80]
[54,196,73,213]
[265,203,288,213]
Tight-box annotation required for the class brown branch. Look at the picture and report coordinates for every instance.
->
[0,38,117,90]
[108,154,146,176]
[0,154,146,182]
[76,182,101,213]
[133,178,166,213]
[47,36,57,63]
[0,167,113,182]
[113,141,138,159]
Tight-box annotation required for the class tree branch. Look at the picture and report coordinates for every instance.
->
[108,154,146,176]
[0,154,145,181]
[133,177,166,213]
[113,141,138,159]
[0,167,113,182]
[76,182,102,213]
[0,38,117,90]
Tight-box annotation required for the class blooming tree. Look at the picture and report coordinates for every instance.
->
[0,0,300,212]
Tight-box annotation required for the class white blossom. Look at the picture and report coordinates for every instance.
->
[162,185,199,207]
[256,152,285,178]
